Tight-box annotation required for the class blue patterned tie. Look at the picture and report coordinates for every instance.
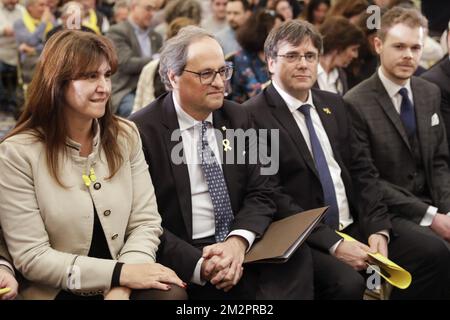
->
[198,121,234,242]
[398,88,416,139]
[298,104,339,229]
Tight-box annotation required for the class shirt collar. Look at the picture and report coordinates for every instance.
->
[318,63,339,82]
[172,92,213,131]
[272,80,315,114]
[378,67,412,99]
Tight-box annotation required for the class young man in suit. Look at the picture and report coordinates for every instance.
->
[421,23,450,152]
[344,7,450,299]
[245,19,448,299]
[129,26,314,299]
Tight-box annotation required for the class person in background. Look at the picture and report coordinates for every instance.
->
[154,0,201,40]
[316,16,364,95]
[107,0,163,117]
[0,0,23,114]
[301,0,330,27]
[216,0,252,56]
[326,0,368,25]
[201,0,228,35]
[273,0,292,21]
[112,0,129,25]
[230,9,283,103]
[14,0,55,84]
[133,17,197,112]
[45,1,95,41]
[0,30,186,300]
[422,22,450,153]
[77,0,110,34]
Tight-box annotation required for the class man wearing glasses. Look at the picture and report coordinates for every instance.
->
[129,26,314,299]
[244,20,373,299]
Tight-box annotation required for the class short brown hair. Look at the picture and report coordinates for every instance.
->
[319,16,365,54]
[377,6,428,42]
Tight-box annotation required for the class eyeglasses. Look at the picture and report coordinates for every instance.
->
[277,52,319,63]
[183,64,233,85]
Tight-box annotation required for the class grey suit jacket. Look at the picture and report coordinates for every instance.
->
[344,72,450,224]
[107,21,162,112]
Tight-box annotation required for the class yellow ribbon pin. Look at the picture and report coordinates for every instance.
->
[323,108,332,114]
[223,139,232,151]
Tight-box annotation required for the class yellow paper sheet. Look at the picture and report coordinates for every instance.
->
[336,231,412,289]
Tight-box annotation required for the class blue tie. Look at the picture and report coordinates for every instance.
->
[298,104,339,229]
[198,121,234,242]
[398,88,416,139]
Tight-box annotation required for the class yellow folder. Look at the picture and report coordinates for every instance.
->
[336,231,412,289]
[0,287,11,295]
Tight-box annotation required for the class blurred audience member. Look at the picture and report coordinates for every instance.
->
[216,0,251,56]
[77,0,110,34]
[0,0,23,113]
[46,1,95,41]
[273,0,292,21]
[230,9,283,102]
[301,0,330,26]
[155,0,201,40]
[112,0,129,24]
[316,16,364,95]
[133,17,197,112]
[327,0,368,25]
[201,0,228,35]
[107,0,163,117]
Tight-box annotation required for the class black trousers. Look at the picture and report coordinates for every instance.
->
[310,223,366,300]
[386,216,450,299]
[188,236,314,300]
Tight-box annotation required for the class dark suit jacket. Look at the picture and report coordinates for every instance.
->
[344,72,450,225]
[244,85,373,249]
[107,21,162,112]
[422,57,450,152]
[129,93,275,282]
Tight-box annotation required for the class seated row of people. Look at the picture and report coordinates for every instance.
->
[1,6,449,300]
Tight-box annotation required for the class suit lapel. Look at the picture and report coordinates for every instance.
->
[411,78,430,169]
[126,21,142,56]
[373,73,412,151]
[265,85,319,178]
[312,91,341,163]
[161,94,193,239]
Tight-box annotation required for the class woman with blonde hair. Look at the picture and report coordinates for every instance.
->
[0,30,186,300]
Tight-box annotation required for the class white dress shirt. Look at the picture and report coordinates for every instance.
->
[377,67,439,226]
[173,93,256,285]
[317,64,341,94]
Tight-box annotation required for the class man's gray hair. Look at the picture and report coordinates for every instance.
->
[159,26,215,90]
